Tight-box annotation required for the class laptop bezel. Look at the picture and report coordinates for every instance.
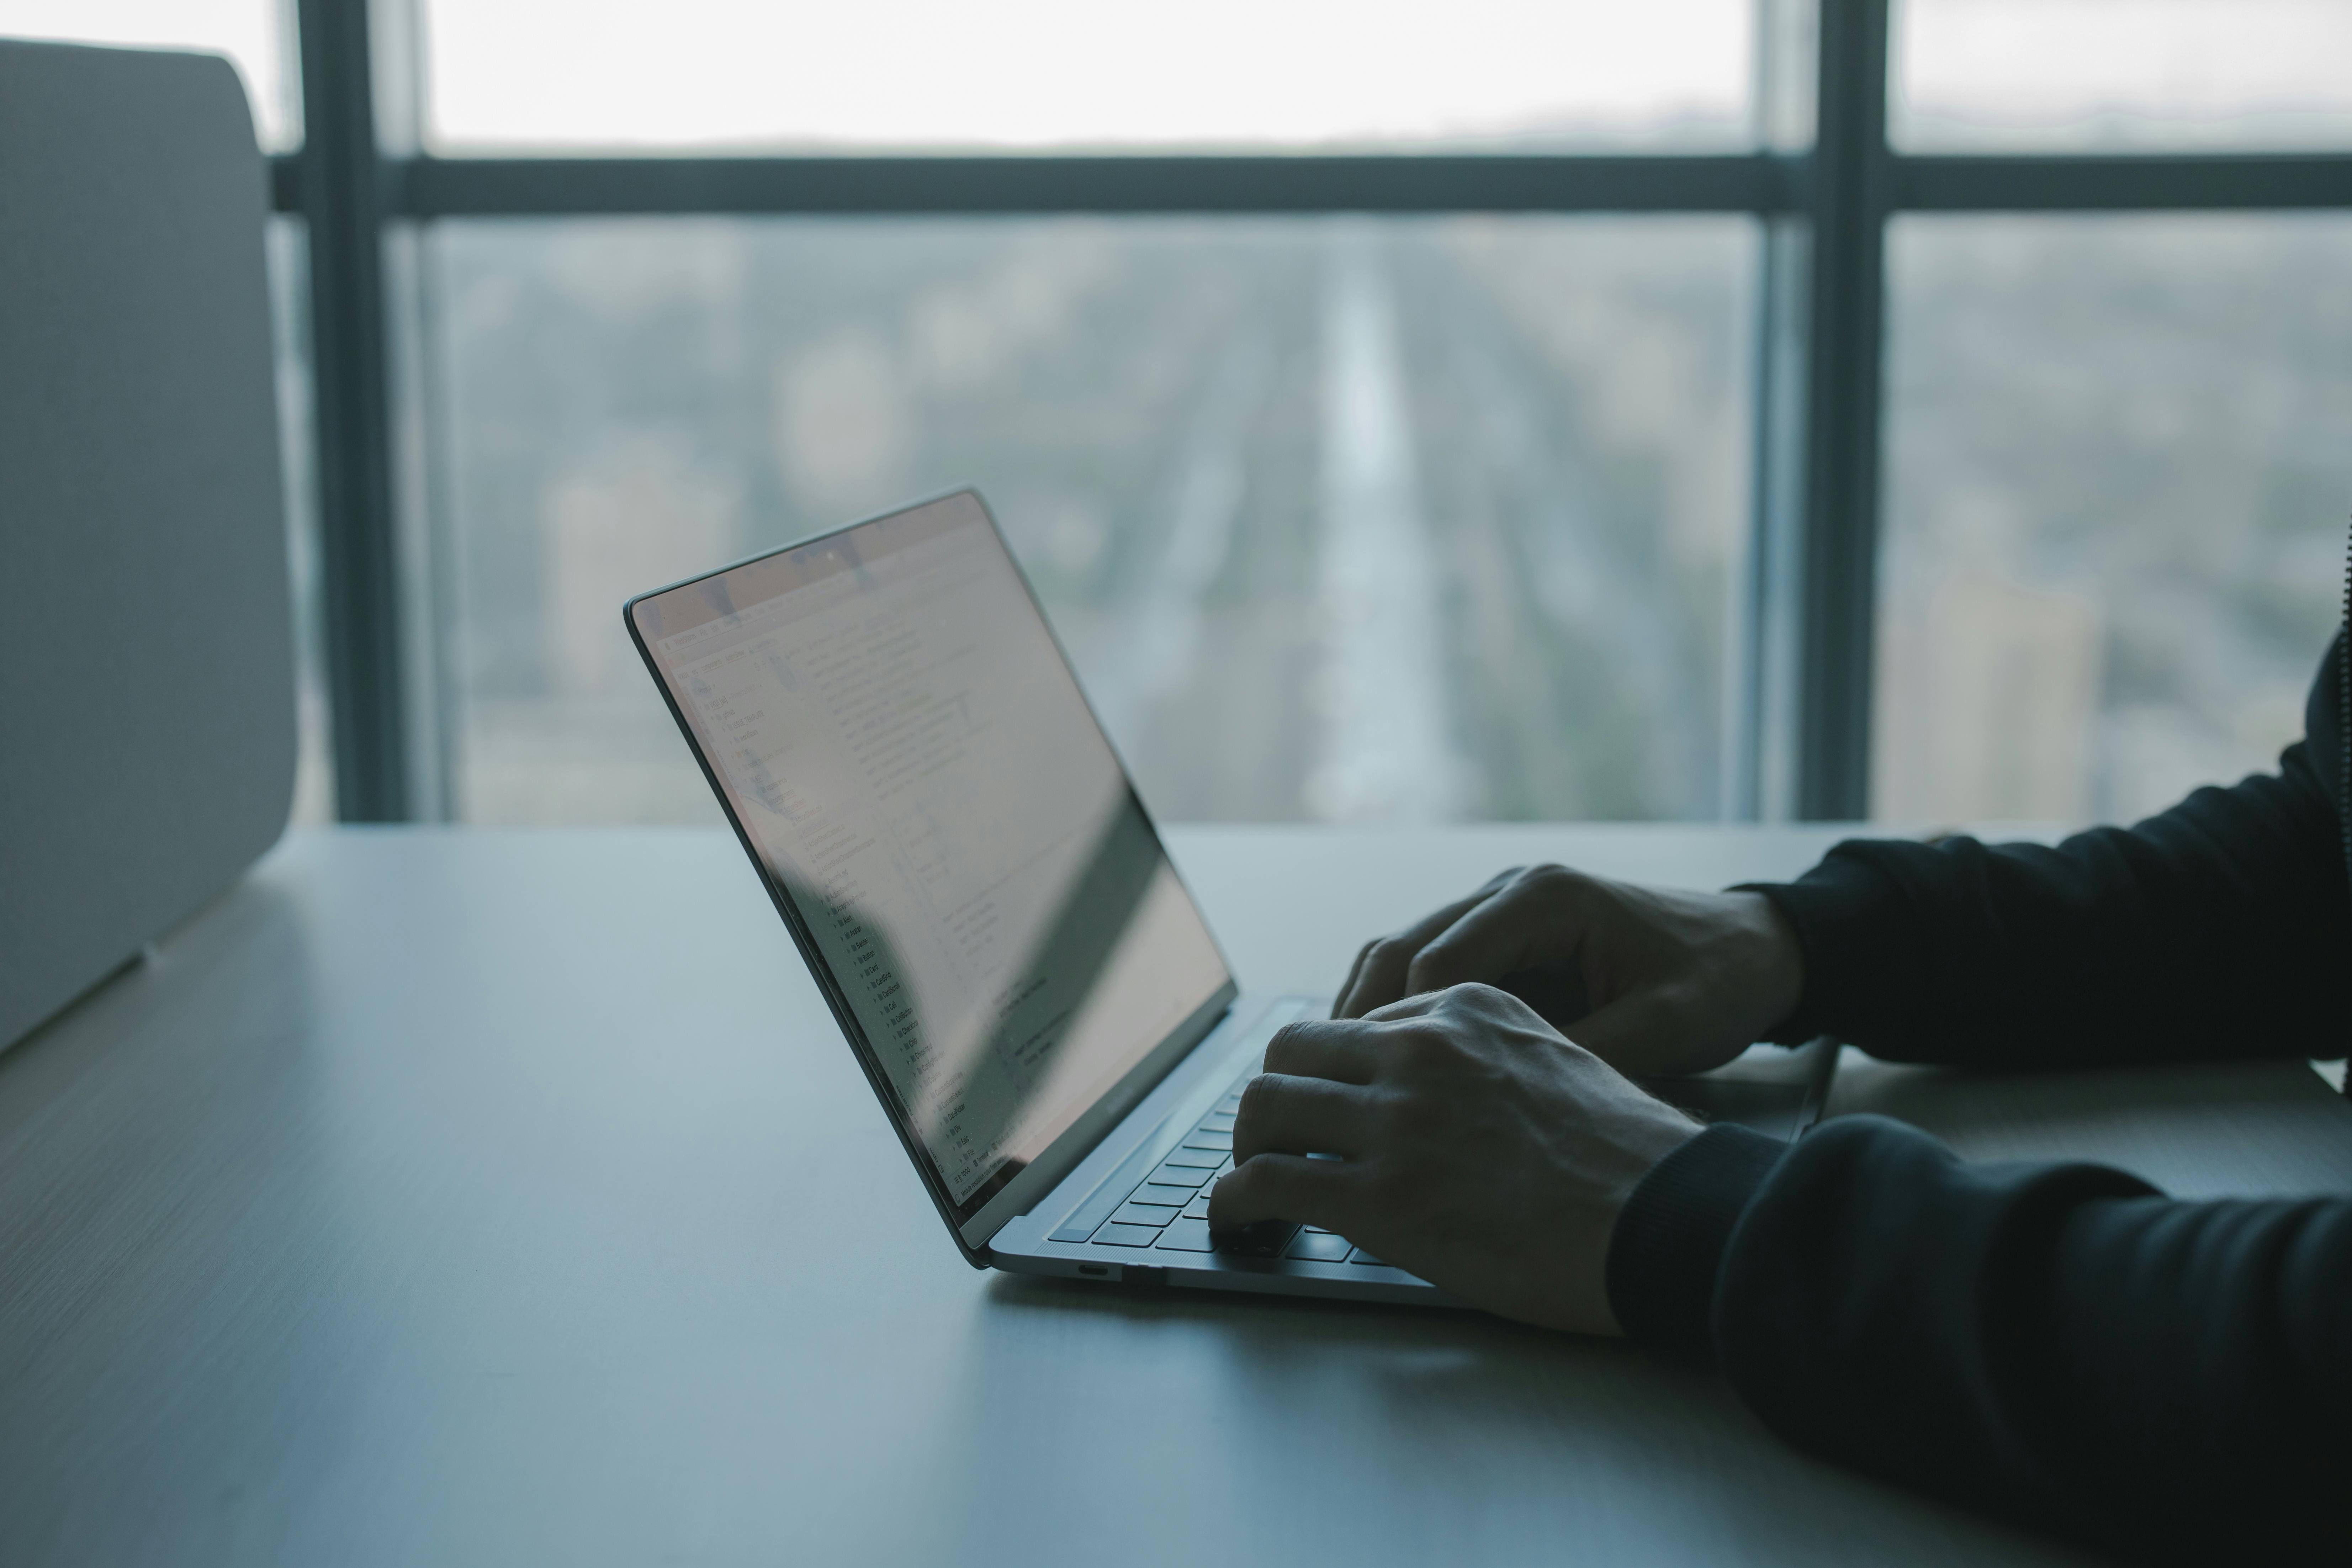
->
[623,487,1240,1266]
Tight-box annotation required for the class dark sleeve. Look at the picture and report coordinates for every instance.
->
[1608,1118,2352,1563]
[1750,637,2348,1067]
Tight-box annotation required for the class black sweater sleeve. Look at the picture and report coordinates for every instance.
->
[1752,633,2349,1068]
[1608,1119,2352,1563]
[1603,631,2352,1558]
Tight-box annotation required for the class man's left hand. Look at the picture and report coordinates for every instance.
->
[1206,983,1700,1334]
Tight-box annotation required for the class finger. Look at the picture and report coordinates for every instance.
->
[1558,989,1700,1075]
[1404,867,1588,997]
[1571,984,1758,1078]
[1207,1152,1360,1234]
[1336,869,1521,1019]
[1332,940,1377,1019]
[1261,1018,1381,1084]
[1232,1073,1371,1161]
[1337,900,1479,1018]
[1360,990,1444,1022]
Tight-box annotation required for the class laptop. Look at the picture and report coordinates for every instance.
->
[626,488,1836,1306]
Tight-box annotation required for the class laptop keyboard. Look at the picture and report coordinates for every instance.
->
[1081,1064,1393,1267]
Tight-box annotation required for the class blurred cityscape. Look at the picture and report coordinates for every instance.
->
[431,218,1753,825]
[425,211,2352,831]
[1877,214,2352,825]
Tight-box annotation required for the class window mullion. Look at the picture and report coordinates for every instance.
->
[296,0,409,820]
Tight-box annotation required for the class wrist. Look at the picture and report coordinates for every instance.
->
[1731,890,1805,1040]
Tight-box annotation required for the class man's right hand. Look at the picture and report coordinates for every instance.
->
[1333,864,1806,1078]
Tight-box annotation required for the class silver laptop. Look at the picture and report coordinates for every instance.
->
[627,488,1835,1305]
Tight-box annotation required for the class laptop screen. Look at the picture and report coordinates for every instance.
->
[629,491,1233,1224]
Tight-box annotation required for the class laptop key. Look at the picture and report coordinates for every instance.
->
[1161,1146,1222,1169]
[1112,1202,1177,1228]
[1284,1231,1353,1263]
[1155,1219,1216,1252]
[1150,1163,1211,1189]
[1215,1220,1298,1258]
[1130,1182,1196,1207]
[1093,1223,1161,1247]
[1201,1112,1238,1133]
[1182,1130,1233,1151]
[1181,1196,1210,1219]
[1346,1247,1387,1265]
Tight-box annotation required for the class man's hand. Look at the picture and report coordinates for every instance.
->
[1334,864,1805,1079]
[1207,984,1701,1334]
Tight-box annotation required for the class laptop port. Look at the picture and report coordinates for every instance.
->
[1077,1264,1111,1278]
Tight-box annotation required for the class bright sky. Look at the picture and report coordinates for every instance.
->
[1,0,2347,153]
[419,0,1752,151]
[1898,0,2352,144]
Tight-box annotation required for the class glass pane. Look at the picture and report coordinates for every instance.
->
[1895,0,2352,150]
[422,1,1755,153]
[265,217,337,826]
[0,0,298,149]
[429,217,1753,825]
[1876,214,2352,827]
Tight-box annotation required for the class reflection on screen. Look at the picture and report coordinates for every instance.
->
[634,493,1230,1214]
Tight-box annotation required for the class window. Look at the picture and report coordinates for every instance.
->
[1894,0,2352,150]
[1876,213,2352,824]
[113,0,2345,826]
[429,217,1754,823]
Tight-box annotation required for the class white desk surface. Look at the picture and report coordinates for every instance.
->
[5,825,2348,1567]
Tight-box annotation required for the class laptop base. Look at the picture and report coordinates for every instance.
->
[988,1005,1837,1309]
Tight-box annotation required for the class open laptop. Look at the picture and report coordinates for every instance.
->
[627,488,1835,1305]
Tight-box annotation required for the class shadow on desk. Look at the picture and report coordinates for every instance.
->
[941,1051,2352,1567]
[965,1267,2101,1567]
[1828,1052,2352,1199]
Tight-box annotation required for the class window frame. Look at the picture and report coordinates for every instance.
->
[276,0,2352,822]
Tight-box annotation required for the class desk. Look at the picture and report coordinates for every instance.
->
[4,826,2347,1567]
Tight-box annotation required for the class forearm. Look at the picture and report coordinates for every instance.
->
[1609,1119,2352,1561]
[1749,749,2349,1067]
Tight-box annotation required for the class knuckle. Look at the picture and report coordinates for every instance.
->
[1439,980,1510,1017]
[1404,945,1458,989]
[1522,862,1591,906]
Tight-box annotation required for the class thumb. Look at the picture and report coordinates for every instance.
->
[1561,986,1744,1077]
